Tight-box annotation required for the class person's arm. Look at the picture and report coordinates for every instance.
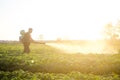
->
[29,34,45,44]
[29,34,34,43]
[30,37,34,43]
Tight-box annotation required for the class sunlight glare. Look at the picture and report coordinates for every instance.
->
[0,0,120,40]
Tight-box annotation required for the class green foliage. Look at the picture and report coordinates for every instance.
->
[0,43,120,80]
[0,70,120,80]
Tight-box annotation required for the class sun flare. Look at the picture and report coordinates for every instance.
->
[32,21,104,40]
[0,0,120,40]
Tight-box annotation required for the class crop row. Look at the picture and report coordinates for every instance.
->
[0,70,120,80]
[0,43,120,75]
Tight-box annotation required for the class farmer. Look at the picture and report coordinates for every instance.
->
[22,28,34,53]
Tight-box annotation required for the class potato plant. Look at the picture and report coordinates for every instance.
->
[0,43,120,80]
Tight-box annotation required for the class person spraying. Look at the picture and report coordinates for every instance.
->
[21,28,34,53]
[19,28,45,54]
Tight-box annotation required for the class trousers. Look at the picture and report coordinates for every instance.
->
[23,42,30,53]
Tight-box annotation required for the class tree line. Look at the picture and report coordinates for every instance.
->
[103,20,120,40]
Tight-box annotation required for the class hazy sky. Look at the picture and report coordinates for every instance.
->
[0,0,120,40]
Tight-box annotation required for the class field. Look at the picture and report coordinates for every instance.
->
[0,41,120,80]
